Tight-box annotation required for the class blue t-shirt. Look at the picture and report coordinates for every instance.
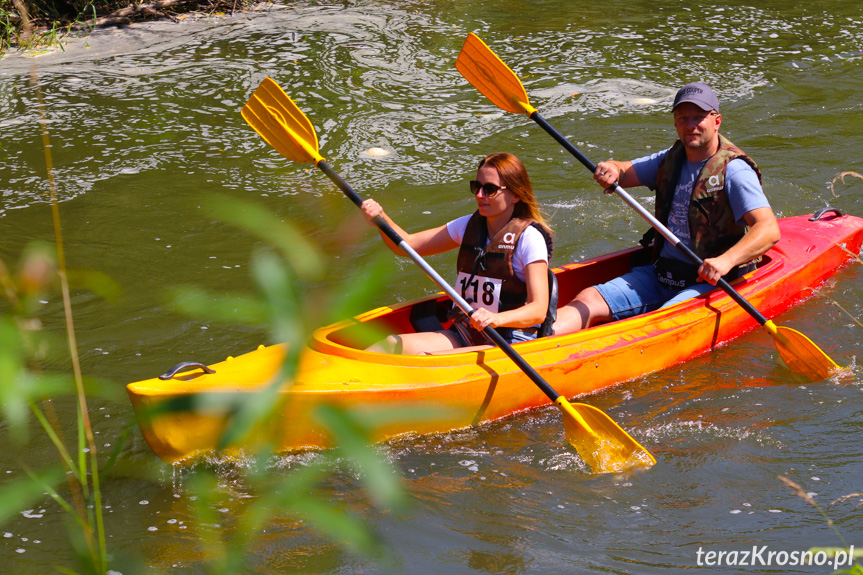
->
[631,147,769,263]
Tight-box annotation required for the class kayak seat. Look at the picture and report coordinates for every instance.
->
[538,268,558,338]
[407,269,559,339]
[409,298,452,333]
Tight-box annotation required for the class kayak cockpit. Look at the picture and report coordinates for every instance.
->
[312,241,781,356]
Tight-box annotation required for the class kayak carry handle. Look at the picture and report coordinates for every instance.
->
[158,361,216,380]
[810,207,844,221]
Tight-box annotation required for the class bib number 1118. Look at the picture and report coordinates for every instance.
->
[456,272,502,312]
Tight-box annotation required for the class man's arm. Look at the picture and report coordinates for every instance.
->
[697,207,780,284]
[593,160,641,189]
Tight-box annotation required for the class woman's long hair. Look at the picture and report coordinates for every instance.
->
[478,152,552,236]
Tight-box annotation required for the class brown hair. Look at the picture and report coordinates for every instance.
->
[477,152,552,235]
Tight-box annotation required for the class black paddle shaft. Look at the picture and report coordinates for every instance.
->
[316,159,564,402]
[528,111,770,327]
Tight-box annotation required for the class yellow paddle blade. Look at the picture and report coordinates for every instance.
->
[241,77,324,164]
[455,33,538,116]
[554,397,656,473]
[764,321,843,381]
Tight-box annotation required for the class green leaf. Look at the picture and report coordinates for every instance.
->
[290,496,383,556]
[314,405,407,511]
[0,466,65,524]
[323,252,394,325]
[140,390,253,419]
[216,379,282,452]
[251,250,306,352]
[0,317,29,433]
[206,194,325,281]
[167,286,269,325]
[66,269,122,301]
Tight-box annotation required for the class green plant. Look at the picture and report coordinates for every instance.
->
[0,34,113,566]
[778,475,863,574]
[0,6,18,51]
[0,192,413,573]
[1,31,411,568]
[155,193,410,570]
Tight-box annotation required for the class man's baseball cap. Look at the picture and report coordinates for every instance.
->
[672,82,720,113]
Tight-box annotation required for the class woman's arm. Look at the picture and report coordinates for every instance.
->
[468,260,550,330]
[360,199,459,257]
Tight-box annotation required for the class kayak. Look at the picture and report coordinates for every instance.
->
[127,211,863,463]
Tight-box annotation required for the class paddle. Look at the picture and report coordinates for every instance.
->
[241,77,656,473]
[456,33,842,382]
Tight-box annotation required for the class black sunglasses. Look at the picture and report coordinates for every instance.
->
[469,180,507,198]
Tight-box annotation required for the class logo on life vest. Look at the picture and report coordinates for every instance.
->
[497,231,516,250]
[706,174,722,193]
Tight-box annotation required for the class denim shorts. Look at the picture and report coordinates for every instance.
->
[594,264,717,322]
[508,329,539,344]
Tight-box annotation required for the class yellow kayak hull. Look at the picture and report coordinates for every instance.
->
[127,213,863,463]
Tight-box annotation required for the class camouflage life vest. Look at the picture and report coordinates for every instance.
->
[652,133,762,263]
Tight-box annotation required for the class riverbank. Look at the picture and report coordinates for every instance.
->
[1,0,253,52]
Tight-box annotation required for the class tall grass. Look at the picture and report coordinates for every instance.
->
[2,0,83,52]
[149,194,412,570]
[0,9,108,566]
[0,193,412,572]
[778,475,863,574]
[1,6,411,570]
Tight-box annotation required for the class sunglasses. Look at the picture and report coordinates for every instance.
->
[469,180,507,198]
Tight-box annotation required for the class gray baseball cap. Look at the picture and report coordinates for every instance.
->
[672,82,720,113]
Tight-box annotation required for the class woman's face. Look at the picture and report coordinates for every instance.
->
[473,165,519,219]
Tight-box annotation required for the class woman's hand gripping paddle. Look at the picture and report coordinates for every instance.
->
[456,33,842,382]
[241,77,656,473]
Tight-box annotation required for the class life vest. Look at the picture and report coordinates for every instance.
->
[455,212,551,314]
[651,134,763,263]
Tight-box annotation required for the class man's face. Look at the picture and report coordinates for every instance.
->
[673,102,722,153]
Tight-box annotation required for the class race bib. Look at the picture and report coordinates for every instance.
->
[456,271,502,313]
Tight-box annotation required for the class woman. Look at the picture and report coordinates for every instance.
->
[360,152,553,355]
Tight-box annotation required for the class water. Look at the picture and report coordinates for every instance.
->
[1,0,862,572]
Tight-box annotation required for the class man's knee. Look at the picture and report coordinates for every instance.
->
[575,286,600,307]
[574,287,611,326]
[554,287,611,334]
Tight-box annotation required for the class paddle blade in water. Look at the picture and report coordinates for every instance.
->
[242,77,323,164]
[554,398,656,473]
[455,33,537,116]
[768,322,842,381]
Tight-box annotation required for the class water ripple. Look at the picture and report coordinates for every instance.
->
[3,1,862,219]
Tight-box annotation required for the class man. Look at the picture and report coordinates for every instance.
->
[554,82,780,334]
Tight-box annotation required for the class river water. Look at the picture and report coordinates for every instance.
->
[1,0,862,572]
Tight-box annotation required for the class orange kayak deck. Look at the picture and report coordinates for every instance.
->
[127,212,863,463]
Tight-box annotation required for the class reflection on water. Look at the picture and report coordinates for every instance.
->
[1,0,862,572]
